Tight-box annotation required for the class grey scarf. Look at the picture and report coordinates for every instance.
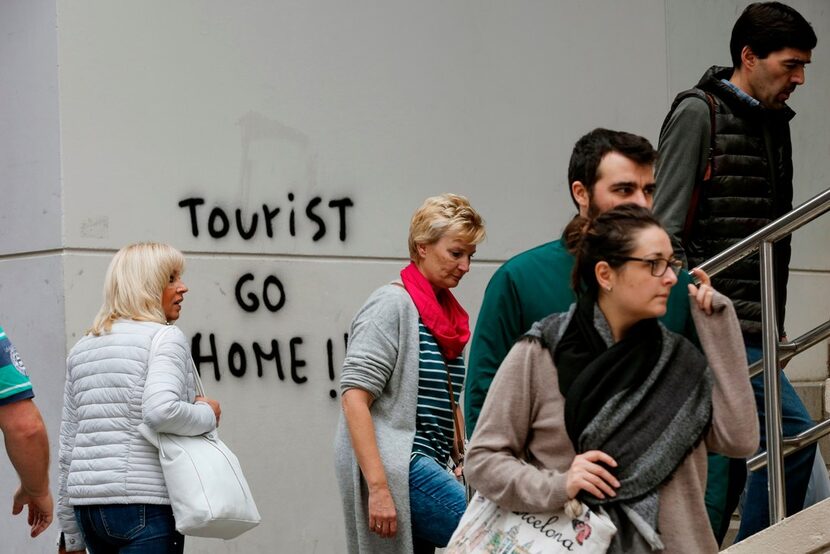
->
[527,304,712,552]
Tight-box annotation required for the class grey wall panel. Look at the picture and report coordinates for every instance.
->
[57,0,668,261]
[0,255,65,551]
[0,0,62,255]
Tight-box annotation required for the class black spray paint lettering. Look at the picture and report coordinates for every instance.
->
[326,333,349,399]
[192,333,306,383]
[234,273,286,313]
[178,194,354,241]
[191,332,348,399]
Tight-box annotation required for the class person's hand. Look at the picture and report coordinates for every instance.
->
[12,486,53,537]
[453,464,464,480]
[367,484,397,538]
[195,396,221,426]
[565,450,620,500]
[688,267,715,315]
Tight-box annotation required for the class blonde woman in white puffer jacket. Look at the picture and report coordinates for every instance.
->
[57,243,221,554]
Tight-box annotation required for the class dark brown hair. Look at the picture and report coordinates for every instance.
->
[730,2,817,68]
[567,129,657,210]
[564,204,663,296]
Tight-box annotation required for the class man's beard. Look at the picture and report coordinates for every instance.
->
[586,198,602,219]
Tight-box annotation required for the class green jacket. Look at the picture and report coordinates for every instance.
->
[465,238,696,436]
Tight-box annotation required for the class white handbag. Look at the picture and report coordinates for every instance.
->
[138,325,261,539]
[446,492,616,553]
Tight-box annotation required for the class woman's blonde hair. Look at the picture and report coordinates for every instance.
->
[89,242,186,335]
[408,194,486,260]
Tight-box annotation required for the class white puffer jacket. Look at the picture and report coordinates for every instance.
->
[57,320,216,550]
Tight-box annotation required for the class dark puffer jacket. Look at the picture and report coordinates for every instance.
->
[663,66,794,340]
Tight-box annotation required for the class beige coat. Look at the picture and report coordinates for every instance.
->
[465,292,758,553]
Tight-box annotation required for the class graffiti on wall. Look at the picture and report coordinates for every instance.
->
[178,194,356,399]
[178,195,354,242]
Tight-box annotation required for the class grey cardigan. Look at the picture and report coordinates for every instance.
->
[334,283,421,554]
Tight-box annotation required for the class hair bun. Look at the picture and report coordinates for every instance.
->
[563,214,591,254]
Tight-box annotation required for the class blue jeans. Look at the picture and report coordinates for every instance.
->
[74,504,184,554]
[735,345,817,541]
[409,455,466,552]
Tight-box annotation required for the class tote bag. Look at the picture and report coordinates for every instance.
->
[446,492,616,554]
[138,325,261,539]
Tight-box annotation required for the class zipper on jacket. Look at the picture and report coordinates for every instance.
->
[762,123,778,207]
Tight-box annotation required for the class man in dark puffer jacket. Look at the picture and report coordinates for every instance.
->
[654,1,818,544]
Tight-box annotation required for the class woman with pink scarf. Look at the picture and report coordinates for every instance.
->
[335,194,485,554]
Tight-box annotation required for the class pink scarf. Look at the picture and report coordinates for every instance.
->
[400,262,470,360]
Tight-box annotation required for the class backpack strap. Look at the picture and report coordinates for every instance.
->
[662,89,717,245]
[395,278,466,460]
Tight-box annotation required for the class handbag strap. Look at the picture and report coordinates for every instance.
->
[148,324,175,367]
[443,361,465,459]
[392,279,465,458]
[149,324,205,397]
[189,357,206,397]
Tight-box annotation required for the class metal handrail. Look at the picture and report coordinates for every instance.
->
[694,186,830,526]
[747,320,830,378]
[747,418,830,472]
[696,187,830,277]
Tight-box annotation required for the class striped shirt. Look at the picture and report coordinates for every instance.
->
[410,320,465,466]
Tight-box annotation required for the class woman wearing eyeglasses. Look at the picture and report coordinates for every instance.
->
[464,204,758,553]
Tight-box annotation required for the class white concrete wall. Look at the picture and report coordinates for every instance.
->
[1,1,828,552]
[0,1,65,552]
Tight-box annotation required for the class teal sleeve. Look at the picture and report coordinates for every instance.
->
[0,328,34,404]
[663,270,700,347]
[465,267,523,437]
[705,453,732,540]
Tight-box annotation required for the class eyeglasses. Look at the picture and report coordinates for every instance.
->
[616,256,683,277]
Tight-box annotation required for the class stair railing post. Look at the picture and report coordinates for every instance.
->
[760,240,786,524]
